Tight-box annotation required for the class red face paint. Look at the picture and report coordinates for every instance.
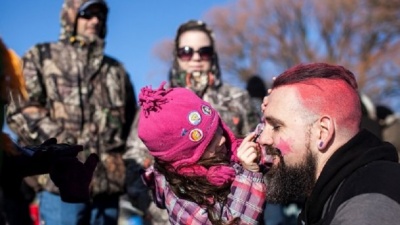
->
[276,137,292,156]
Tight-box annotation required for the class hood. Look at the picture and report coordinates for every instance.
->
[168,20,223,97]
[168,53,223,98]
[59,0,108,41]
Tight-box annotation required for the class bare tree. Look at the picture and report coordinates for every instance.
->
[153,0,400,110]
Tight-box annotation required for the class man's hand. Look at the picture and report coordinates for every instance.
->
[261,96,269,113]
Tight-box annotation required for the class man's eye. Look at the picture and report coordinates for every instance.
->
[272,125,281,131]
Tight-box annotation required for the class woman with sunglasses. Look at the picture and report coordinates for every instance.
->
[169,20,260,138]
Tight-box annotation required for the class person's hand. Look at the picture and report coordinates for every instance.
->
[262,76,275,113]
[237,132,261,172]
[22,138,82,158]
[30,137,100,203]
[50,152,99,203]
[261,96,268,113]
[16,138,87,176]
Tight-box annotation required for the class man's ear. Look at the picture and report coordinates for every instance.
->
[316,116,334,151]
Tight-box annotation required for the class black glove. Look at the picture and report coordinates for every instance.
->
[20,138,99,203]
[21,138,82,158]
[50,153,99,203]
[15,138,84,176]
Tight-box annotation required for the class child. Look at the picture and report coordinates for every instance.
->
[138,82,267,225]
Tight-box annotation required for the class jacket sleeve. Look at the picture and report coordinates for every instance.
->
[121,71,136,142]
[146,164,266,225]
[6,45,74,145]
[225,163,267,224]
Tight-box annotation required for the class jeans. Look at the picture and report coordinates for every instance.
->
[39,191,119,225]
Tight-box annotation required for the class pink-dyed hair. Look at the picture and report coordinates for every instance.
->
[273,63,361,131]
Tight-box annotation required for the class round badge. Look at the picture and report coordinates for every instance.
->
[201,105,212,116]
[188,111,202,125]
[189,129,203,142]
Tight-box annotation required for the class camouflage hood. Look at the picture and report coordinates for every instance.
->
[59,0,108,41]
[168,54,223,97]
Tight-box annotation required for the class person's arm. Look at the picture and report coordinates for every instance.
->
[331,193,400,225]
[121,71,137,142]
[1,136,98,203]
[6,45,75,144]
[224,163,267,224]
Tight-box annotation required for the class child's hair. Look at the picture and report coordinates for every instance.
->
[155,153,240,225]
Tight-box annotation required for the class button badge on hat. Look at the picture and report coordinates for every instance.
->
[188,111,202,125]
[189,129,203,142]
[201,105,212,116]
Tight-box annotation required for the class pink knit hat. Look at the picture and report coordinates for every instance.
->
[138,82,239,186]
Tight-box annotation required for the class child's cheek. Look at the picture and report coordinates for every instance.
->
[276,138,292,156]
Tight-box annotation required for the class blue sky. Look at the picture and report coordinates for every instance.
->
[0,0,234,91]
[0,0,232,138]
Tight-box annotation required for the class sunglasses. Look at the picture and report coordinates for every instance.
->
[177,46,214,61]
[78,10,105,21]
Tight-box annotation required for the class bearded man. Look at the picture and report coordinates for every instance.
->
[258,62,400,225]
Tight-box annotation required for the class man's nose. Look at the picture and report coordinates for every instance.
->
[257,128,273,146]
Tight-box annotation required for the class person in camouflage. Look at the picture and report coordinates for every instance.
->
[123,20,260,224]
[5,0,136,224]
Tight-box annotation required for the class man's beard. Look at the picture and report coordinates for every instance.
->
[264,147,317,204]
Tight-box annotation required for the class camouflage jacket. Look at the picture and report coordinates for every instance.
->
[201,83,260,138]
[6,39,137,196]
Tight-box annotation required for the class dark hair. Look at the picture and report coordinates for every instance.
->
[246,75,268,100]
[154,152,240,225]
[169,20,222,88]
[273,63,358,89]
[174,20,215,51]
